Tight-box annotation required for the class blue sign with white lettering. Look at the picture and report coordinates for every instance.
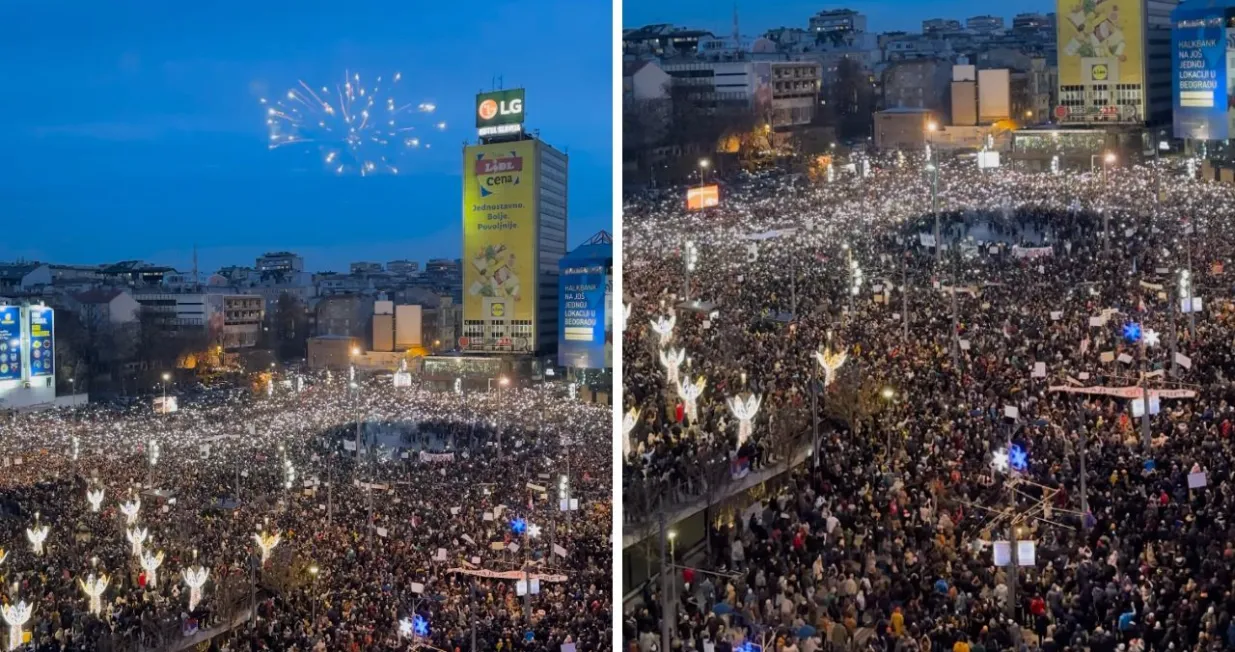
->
[1172,7,1231,140]
[0,307,21,381]
[557,266,609,369]
[27,307,53,378]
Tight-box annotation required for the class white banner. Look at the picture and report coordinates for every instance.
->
[1175,352,1192,369]
[419,451,456,463]
[1011,245,1053,259]
[1048,385,1197,399]
[447,568,568,582]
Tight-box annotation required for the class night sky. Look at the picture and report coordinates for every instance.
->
[625,0,1057,36]
[0,2,612,274]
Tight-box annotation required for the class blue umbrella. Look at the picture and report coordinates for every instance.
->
[712,603,735,616]
[797,625,817,638]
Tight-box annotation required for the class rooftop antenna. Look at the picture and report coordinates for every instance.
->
[192,244,199,291]
[733,2,740,50]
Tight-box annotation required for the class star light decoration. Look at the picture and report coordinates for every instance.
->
[1122,322,1142,343]
[659,347,686,387]
[86,488,104,512]
[622,408,640,457]
[649,313,676,345]
[78,573,109,616]
[1143,328,1161,348]
[140,549,165,587]
[528,523,542,539]
[126,526,149,558]
[182,567,209,612]
[120,498,141,526]
[727,393,763,447]
[677,376,707,423]
[1009,444,1029,472]
[991,448,1010,473]
[511,518,527,536]
[0,601,30,652]
[814,347,848,387]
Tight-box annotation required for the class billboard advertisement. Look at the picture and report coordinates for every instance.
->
[476,89,526,137]
[1059,0,1143,86]
[27,306,53,378]
[558,264,608,369]
[686,185,720,210]
[1172,8,1229,140]
[463,140,538,337]
[0,307,20,381]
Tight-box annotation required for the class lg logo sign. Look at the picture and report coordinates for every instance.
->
[478,98,523,121]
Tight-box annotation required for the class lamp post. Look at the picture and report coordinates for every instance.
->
[497,376,509,461]
[881,387,896,458]
[683,241,698,300]
[925,161,940,264]
[161,372,170,406]
[1102,152,1116,254]
[698,158,710,186]
[308,565,319,624]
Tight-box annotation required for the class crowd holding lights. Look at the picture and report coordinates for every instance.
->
[624,153,1235,651]
[0,372,610,650]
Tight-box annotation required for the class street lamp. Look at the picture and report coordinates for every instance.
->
[698,158,711,186]
[308,565,319,623]
[160,372,170,406]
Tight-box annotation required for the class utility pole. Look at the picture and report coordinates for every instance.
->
[659,500,672,652]
[470,580,478,652]
[810,379,821,470]
[950,248,960,370]
[1140,337,1152,449]
[929,162,940,265]
[1078,426,1089,528]
[1170,282,1179,377]
[902,250,909,342]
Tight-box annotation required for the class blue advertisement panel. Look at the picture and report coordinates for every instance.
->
[558,265,608,369]
[0,307,21,381]
[1173,11,1229,140]
[27,307,53,378]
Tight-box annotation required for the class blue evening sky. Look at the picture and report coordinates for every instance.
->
[0,1,612,273]
[625,0,1055,36]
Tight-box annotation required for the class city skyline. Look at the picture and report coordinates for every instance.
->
[624,0,1057,35]
[0,1,612,274]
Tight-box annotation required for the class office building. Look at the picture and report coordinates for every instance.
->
[809,9,866,34]
[461,89,567,356]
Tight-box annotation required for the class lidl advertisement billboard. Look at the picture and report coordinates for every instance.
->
[0,307,20,381]
[463,140,538,338]
[558,265,608,369]
[1059,0,1143,95]
[27,306,53,378]
[687,185,720,210]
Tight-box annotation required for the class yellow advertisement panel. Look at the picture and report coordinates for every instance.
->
[1058,0,1143,86]
[462,141,538,326]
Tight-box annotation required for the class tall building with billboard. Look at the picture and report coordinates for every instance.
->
[461,89,568,356]
[0,303,56,409]
[558,231,612,372]
[1171,0,1235,140]
[1056,0,1179,126]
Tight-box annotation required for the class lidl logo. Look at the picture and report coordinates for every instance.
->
[1091,64,1108,81]
[474,153,523,198]
[490,302,506,318]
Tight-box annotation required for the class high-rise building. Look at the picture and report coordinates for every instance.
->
[1170,0,1235,141]
[809,9,866,34]
[461,89,567,356]
[1056,0,1179,126]
[967,15,1006,33]
[256,252,304,274]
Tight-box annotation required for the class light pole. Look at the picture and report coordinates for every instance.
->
[1102,151,1116,254]
[683,241,698,300]
[698,158,710,186]
[497,376,509,460]
[880,387,895,461]
[160,372,170,410]
[925,120,937,164]
[308,565,319,625]
[926,161,940,264]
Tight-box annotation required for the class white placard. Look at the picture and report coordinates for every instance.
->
[1089,316,1104,327]
[1032,362,1046,378]
[959,339,971,351]
[1117,353,1133,364]
[993,540,1011,566]
[507,542,520,554]
[1050,311,1063,320]
[483,512,494,521]
[434,548,447,561]
[1100,351,1115,363]
[451,507,461,515]
[377,527,389,538]
[461,534,476,545]
[1004,405,1019,419]
[1175,352,1192,369]
[1017,541,1036,566]
[1079,372,1090,380]
[1188,471,1207,488]
[410,582,425,594]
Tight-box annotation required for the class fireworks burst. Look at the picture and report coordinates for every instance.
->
[261,71,445,176]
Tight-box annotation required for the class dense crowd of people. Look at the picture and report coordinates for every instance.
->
[623,156,1235,652]
[0,372,612,651]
